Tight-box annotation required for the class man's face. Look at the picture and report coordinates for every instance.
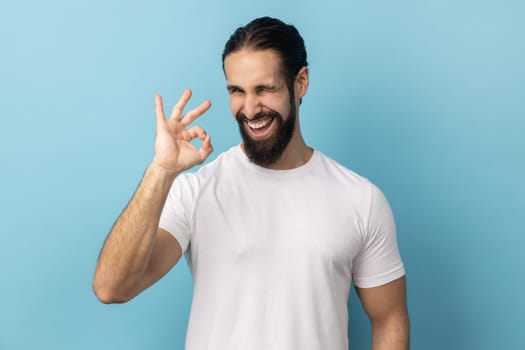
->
[224,49,296,166]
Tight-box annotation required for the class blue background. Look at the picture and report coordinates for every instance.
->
[1,0,524,349]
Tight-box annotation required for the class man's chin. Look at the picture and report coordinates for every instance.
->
[241,134,286,166]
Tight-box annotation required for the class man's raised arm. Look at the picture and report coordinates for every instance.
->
[92,90,212,303]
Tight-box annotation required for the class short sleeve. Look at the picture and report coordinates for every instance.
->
[352,184,405,288]
[159,174,194,253]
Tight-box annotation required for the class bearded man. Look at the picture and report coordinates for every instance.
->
[93,17,410,350]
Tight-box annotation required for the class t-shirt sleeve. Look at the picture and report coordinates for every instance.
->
[352,184,405,288]
[158,173,193,253]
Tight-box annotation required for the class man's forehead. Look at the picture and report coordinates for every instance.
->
[224,49,285,86]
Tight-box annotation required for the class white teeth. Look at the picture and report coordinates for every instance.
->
[247,118,271,129]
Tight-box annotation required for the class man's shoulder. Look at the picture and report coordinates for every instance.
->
[313,149,373,189]
[313,150,391,217]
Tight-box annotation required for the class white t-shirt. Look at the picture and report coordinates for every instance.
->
[159,145,405,350]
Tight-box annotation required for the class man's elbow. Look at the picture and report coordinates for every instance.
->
[92,280,135,304]
[370,311,410,350]
[376,310,410,331]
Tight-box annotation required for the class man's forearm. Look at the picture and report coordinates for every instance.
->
[92,163,178,303]
[371,312,410,350]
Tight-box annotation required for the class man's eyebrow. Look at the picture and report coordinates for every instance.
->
[226,84,243,91]
[226,83,277,92]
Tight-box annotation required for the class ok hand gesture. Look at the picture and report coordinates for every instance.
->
[153,89,213,173]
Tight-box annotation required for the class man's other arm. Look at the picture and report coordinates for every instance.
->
[356,276,410,350]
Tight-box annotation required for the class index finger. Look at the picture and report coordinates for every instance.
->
[169,89,192,120]
[180,100,212,127]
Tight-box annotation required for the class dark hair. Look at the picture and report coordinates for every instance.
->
[222,17,308,88]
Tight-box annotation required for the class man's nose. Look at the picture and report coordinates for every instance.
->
[242,93,261,120]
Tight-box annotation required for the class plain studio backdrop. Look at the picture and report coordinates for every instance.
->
[1,0,523,349]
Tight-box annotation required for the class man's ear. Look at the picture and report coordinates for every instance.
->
[295,66,309,99]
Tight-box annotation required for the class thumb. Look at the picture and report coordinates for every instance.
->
[155,94,166,130]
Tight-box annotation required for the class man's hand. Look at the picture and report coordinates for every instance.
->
[153,89,213,173]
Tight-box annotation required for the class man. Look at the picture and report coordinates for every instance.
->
[93,17,409,349]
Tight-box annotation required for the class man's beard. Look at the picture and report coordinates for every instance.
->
[236,98,296,167]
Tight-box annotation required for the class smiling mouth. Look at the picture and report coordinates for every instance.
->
[246,116,274,130]
[243,115,276,140]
